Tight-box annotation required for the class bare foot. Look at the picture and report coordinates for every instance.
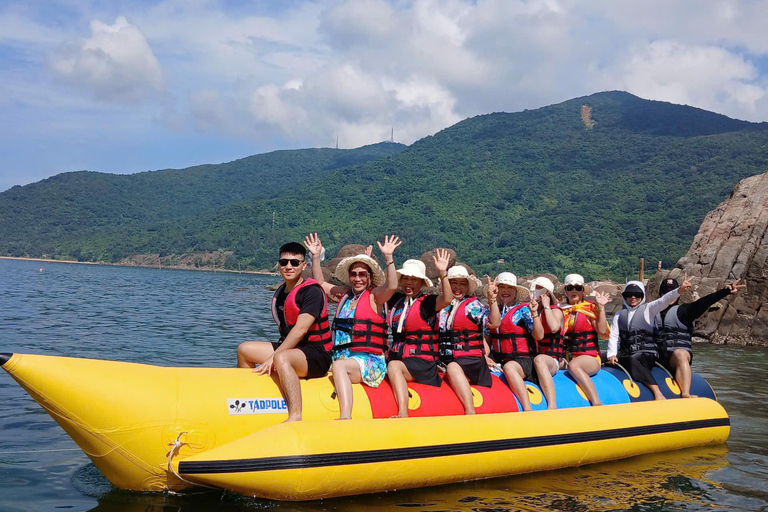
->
[681,394,698,398]
[390,413,408,419]
[335,416,351,420]
[282,416,301,423]
[591,401,603,406]
[464,410,476,415]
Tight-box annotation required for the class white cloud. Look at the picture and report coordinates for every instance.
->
[608,40,767,119]
[48,16,163,101]
[4,0,768,191]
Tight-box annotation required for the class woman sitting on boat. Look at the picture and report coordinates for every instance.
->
[440,265,499,415]
[386,251,453,418]
[561,274,611,406]
[304,233,401,420]
[485,272,542,412]
[529,276,565,409]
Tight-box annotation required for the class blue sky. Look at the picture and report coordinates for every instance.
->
[2,0,767,192]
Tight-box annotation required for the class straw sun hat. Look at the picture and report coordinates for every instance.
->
[495,272,528,297]
[396,259,434,288]
[334,254,385,287]
[446,265,480,294]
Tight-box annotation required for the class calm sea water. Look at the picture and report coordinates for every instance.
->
[1,258,766,512]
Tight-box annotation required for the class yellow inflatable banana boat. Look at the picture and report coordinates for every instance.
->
[0,352,729,501]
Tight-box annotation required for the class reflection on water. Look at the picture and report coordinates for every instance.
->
[85,446,764,512]
[1,259,767,512]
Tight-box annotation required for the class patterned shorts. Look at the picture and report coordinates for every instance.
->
[334,349,387,388]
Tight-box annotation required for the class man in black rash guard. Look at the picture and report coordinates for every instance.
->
[655,277,746,398]
[237,242,332,422]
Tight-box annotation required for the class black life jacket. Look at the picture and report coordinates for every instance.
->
[617,304,658,357]
[655,305,692,354]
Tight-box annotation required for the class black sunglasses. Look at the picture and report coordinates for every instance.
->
[565,284,583,292]
[278,258,304,267]
[623,292,644,299]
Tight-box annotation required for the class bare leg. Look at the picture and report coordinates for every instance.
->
[332,359,363,419]
[670,350,695,398]
[273,349,309,422]
[534,354,559,409]
[503,360,532,411]
[446,362,475,415]
[387,360,414,418]
[568,355,602,406]
[649,383,667,400]
[237,341,274,368]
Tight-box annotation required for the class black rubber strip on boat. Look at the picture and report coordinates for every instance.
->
[178,417,730,474]
[0,354,11,367]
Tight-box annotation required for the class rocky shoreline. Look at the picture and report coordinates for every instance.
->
[0,255,278,276]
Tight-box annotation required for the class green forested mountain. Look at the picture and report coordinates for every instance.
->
[0,143,405,260]
[2,91,767,280]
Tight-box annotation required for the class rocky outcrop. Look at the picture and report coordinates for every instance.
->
[117,251,235,270]
[647,171,768,345]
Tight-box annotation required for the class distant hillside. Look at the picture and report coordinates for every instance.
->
[2,91,768,279]
[0,142,406,259]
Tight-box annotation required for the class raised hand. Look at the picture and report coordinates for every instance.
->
[593,290,611,307]
[377,235,402,259]
[727,278,747,294]
[364,245,373,258]
[433,248,451,274]
[540,292,551,308]
[485,275,498,302]
[303,233,323,258]
[529,297,539,315]
[678,272,693,294]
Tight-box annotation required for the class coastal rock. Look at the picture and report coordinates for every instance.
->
[647,171,768,346]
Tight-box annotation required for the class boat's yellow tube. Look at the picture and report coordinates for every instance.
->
[0,352,730,499]
[0,353,348,491]
[174,398,729,501]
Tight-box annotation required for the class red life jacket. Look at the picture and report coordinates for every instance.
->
[489,303,537,363]
[563,303,599,357]
[440,297,485,359]
[388,295,439,362]
[331,290,388,355]
[537,305,565,360]
[272,278,332,351]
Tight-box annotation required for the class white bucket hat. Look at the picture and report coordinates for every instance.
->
[334,254,385,287]
[564,274,585,286]
[397,259,434,288]
[530,276,555,301]
[530,276,555,294]
[446,265,479,294]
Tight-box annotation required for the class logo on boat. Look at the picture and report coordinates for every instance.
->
[227,398,288,415]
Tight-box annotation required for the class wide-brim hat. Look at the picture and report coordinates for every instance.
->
[496,272,527,297]
[446,265,479,294]
[397,259,434,288]
[334,254,385,287]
